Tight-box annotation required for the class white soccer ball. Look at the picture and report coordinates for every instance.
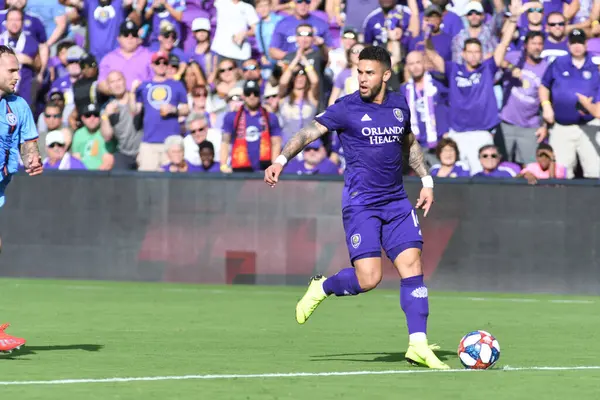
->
[458,330,500,369]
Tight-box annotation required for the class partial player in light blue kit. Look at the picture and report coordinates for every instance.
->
[0,45,44,353]
[264,46,448,369]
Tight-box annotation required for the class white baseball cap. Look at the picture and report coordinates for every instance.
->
[46,130,66,146]
[464,1,484,14]
[192,18,211,32]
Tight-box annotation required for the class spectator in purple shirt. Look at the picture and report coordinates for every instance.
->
[197,139,220,172]
[98,20,153,93]
[269,0,332,61]
[162,135,203,172]
[473,145,517,178]
[77,0,128,62]
[149,21,187,79]
[284,138,339,175]
[430,138,470,177]
[408,5,453,62]
[430,0,464,39]
[362,0,412,47]
[49,40,74,82]
[541,12,568,63]
[43,130,87,171]
[500,31,548,165]
[510,2,544,51]
[426,1,519,175]
[186,17,217,81]
[143,0,185,47]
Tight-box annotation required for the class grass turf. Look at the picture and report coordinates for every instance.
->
[0,278,598,399]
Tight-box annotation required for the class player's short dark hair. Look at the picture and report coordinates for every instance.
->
[478,144,498,155]
[6,6,23,20]
[358,46,391,71]
[546,11,565,22]
[463,38,482,50]
[435,137,460,161]
[57,40,75,54]
[199,140,215,153]
[0,44,15,58]
[524,31,544,44]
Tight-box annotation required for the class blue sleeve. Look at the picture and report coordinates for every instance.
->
[268,113,281,137]
[18,99,38,143]
[222,112,235,135]
[314,100,346,131]
[541,61,555,89]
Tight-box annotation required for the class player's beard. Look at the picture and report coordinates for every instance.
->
[359,82,383,103]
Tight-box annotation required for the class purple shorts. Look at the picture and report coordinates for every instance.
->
[342,197,423,264]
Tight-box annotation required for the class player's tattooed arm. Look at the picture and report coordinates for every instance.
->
[404,132,429,178]
[20,140,43,176]
[280,120,329,161]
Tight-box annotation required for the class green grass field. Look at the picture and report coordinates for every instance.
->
[0,278,598,399]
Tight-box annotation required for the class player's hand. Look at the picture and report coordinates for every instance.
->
[416,187,434,217]
[25,154,43,176]
[264,163,283,187]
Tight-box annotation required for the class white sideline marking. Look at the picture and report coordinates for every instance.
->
[0,366,599,386]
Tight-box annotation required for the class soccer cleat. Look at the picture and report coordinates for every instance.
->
[295,275,328,324]
[405,341,450,369]
[0,323,26,353]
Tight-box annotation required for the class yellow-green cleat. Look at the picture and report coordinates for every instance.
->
[405,341,451,369]
[295,275,328,324]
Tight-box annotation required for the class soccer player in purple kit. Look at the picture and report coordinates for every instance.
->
[264,46,449,370]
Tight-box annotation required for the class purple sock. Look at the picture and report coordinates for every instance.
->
[400,275,429,336]
[322,268,364,296]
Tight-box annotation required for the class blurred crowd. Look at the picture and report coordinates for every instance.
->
[8,0,600,182]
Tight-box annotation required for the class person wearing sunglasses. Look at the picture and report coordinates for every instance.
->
[183,112,222,166]
[37,101,73,159]
[450,1,499,64]
[210,0,259,62]
[407,5,452,62]
[541,28,600,179]
[131,51,189,171]
[269,0,332,61]
[329,42,365,105]
[98,20,153,94]
[43,130,86,171]
[241,59,265,95]
[283,138,339,175]
[149,22,187,80]
[144,0,184,48]
[220,79,282,173]
[71,103,116,170]
[500,30,548,166]
[541,12,568,62]
[509,2,543,50]
[49,45,84,129]
[473,145,516,178]
[426,0,520,175]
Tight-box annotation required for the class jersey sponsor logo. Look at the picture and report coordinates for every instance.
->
[410,286,428,298]
[360,113,372,122]
[350,233,361,249]
[5,112,17,126]
[361,126,404,145]
[393,108,403,122]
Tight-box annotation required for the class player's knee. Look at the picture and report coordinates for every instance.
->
[355,267,382,291]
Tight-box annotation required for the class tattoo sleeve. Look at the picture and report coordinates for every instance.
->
[405,132,429,178]
[281,120,328,161]
[20,140,41,168]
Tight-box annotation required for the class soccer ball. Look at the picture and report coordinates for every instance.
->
[458,330,500,369]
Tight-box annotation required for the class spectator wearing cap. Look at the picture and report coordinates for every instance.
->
[220,80,282,173]
[426,1,519,175]
[262,82,280,114]
[49,45,83,123]
[282,24,327,107]
[162,135,203,172]
[186,17,217,81]
[37,101,73,159]
[42,89,70,128]
[49,40,74,82]
[328,42,364,105]
[269,0,332,61]
[283,138,339,175]
[473,145,517,178]
[197,140,220,172]
[149,21,188,79]
[143,0,185,47]
[69,0,128,61]
[327,27,358,80]
[71,103,116,170]
[100,70,143,170]
[98,20,153,94]
[362,0,415,47]
[429,0,464,39]
[451,1,501,64]
[519,143,567,184]
[167,54,180,80]
[540,28,600,179]
[541,12,568,63]
[213,85,243,129]
[183,112,222,164]
[278,53,319,145]
[211,0,258,61]
[72,53,110,125]
[255,0,284,68]
[43,130,86,170]
[0,7,41,106]
[154,0,213,55]
[407,5,453,62]
[132,50,189,171]
[402,51,450,166]
[500,31,548,165]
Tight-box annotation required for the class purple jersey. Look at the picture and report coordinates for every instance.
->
[362,5,411,46]
[541,38,569,63]
[430,162,470,177]
[270,14,333,54]
[408,30,453,61]
[84,0,126,61]
[197,161,220,172]
[146,0,185,46]
[445,58,500,132]
[441,10,464,38]
[136,79,188,143]
[285,158,339,175]
[315,91,411,208]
